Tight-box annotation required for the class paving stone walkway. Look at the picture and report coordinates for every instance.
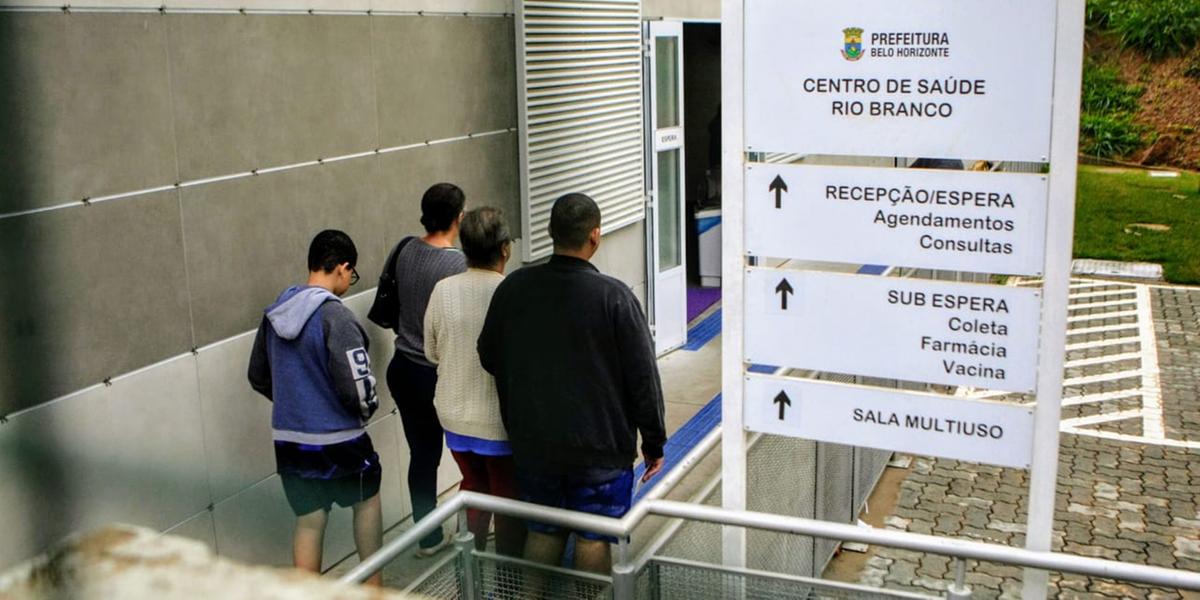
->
[856,281,1200,599]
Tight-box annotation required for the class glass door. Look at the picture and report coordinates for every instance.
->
[646,21,686,355]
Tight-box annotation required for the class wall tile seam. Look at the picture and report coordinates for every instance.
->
[1,349,201,422]
[204,411,405,509]
[0,127,518,222]
[2,219,643,423]
[161,505,216,534]
[0,6,515,16]
[1,288,373,422]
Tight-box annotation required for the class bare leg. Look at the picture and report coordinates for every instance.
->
[523,531,567,599]
[524,530,567,565]
[352,493,384,586]
[573,538,611,574]
[293,508,328,574]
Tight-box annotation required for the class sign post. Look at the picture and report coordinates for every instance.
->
[721,1,1084,597]
[720,0,748,573]
[1023,1,1086,596]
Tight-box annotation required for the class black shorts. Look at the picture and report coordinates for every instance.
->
[275,433,382,516]
[281,464,382,516]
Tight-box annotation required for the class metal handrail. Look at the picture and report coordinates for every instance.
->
[649,500,1200,590]
[338,428,1200,592]
[340,426,724,583]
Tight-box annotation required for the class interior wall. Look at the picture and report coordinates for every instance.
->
[0,8,519,571]
[682,23,721,283]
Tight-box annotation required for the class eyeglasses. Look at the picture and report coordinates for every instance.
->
[350,267,360,286]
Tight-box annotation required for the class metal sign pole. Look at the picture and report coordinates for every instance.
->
[1023,0,1086,597]
[720,0,748,572]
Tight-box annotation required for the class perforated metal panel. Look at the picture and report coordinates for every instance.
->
[659,482,724,565]
[647,559,938,600]
[515,0,646,261]
[747,435,816,577]
[854,446,892,515]
[815,442,855,572]
[660,434,820,578]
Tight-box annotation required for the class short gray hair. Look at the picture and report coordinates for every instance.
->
[460,207,510,268]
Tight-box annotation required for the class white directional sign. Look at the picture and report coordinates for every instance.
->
[744,374,1035,468]
[745,268,1041,392]
[745,0,1056,161]
[745,164,1049,275]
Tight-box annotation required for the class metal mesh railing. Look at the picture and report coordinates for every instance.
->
[407,550,463,599]
[475,552,612,600]
[645,558,938,600]
[407,548,613,599]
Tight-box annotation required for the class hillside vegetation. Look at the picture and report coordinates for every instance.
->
[1082,0,1200,168]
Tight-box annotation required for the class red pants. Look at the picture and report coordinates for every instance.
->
[451,450,526,556]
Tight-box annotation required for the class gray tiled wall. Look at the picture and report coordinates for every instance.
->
[0,190,194,408]
[0,13,178,214]
[0,12,517,415]
[0,10,519,571]
[0,5,648,572]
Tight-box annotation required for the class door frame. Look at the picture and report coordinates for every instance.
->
[644,19,687,356]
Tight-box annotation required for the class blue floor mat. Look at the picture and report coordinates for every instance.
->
[683,308,722,351]
[632,392,722,500]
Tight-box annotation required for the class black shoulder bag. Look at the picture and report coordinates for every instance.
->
[367,236,415,332]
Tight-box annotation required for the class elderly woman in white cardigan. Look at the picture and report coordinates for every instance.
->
[423,207,524,555]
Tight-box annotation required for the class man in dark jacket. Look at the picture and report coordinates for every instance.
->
[478,193,666,572]
[248,229,382,585]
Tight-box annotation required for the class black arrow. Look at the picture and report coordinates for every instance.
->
[775,278,794,310]
[768,175,788,209]
[773,390,791,420]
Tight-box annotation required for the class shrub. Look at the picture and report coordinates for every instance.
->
[1094,0,1200,57]
[1086,0,1122,28]
[1082,63,1144,114]
[1079,61,1148,158]
[1185,50,1200,79]
[1080,114,1148,157]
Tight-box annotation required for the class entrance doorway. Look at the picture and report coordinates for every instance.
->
[645,20,723,355]
[646,20,687,354]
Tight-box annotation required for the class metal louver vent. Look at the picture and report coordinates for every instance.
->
[515,0,646,261]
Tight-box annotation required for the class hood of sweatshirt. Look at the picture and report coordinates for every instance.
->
[265,286,340,341]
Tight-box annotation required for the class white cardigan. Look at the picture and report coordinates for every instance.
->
[424,269,508,441]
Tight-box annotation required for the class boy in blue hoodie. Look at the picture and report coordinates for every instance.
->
[247,229,382,585]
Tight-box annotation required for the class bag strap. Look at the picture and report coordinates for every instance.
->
[380,235,416,282]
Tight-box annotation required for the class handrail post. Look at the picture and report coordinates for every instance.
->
[456,510,479,600]
[612,537,636,600]
[945,558,971,599]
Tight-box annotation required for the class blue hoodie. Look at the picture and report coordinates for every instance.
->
[248,286,379,444]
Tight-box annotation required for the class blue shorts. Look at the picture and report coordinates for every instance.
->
[516,465,634,543]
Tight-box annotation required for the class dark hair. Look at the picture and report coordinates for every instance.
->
[549,193,601,251]
[307,229,357,273]
[420,183,466,233]
[460,207,510,268]
[910,157,964,170]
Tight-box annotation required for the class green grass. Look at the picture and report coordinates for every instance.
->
[1074,165,1200,283]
